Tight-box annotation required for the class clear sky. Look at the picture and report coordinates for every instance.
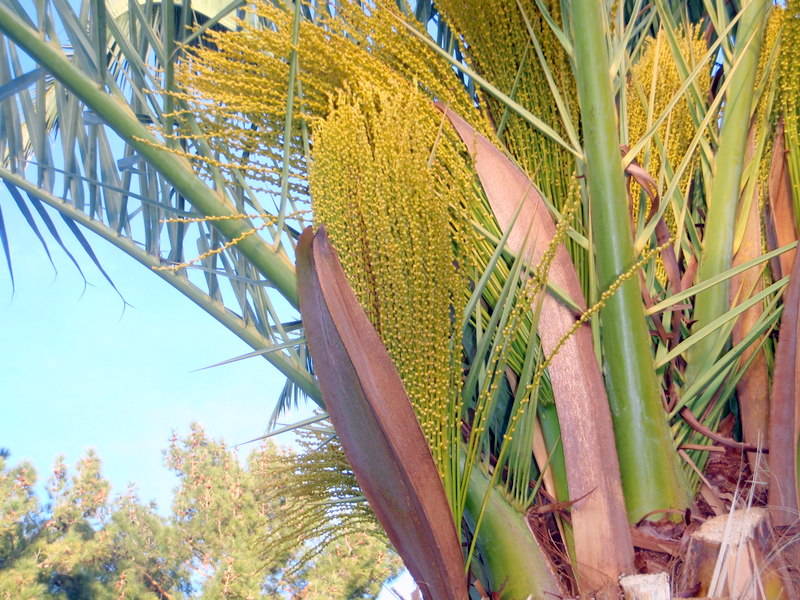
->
[1,200,299,509]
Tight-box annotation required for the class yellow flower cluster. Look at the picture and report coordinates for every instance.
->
[779,0,800,206]
[435,0,577,196]
[780,0,799,125]
[166,1,516,495]
[626,26,709,282]
[434,0,585,285]
[310,81,478,476]
[626,26,709,218]
[755,7,785,210]
[258,429,382,571]
[169,0,575,493]
[168,0,483,209]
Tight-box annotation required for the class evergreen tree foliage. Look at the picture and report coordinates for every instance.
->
[0,430,401,599]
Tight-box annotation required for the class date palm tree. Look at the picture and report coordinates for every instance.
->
[0,0,798,597]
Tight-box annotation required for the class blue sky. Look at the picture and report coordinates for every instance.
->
[0,0,303,510]
[1,200,298,509]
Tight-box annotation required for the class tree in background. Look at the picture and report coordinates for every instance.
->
[0,449,190,599]
[0,428,401,599]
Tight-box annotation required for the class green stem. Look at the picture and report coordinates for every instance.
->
[537,402,569,503]
[0,2,300,307]
[570,2,689,521]
[275,0,302,243]
[465,460,561,600]
[685,0,768,386]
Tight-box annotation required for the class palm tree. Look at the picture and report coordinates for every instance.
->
[0,0,798,597]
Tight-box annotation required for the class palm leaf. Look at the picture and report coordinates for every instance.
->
[768,245,800,526]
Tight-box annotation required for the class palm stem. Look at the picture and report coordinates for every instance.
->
[464,455,562,599]
[570,2,689,521]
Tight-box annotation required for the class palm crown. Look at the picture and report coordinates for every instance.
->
[0,0,798,597]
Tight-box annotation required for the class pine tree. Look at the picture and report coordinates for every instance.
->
[0,432,401,599]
